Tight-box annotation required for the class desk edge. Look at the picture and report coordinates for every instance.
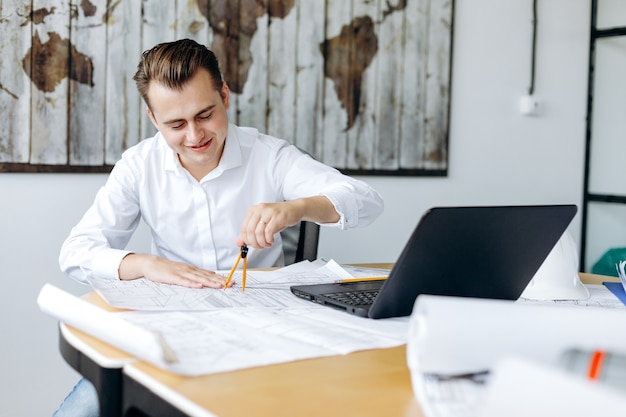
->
[61,323,135,369]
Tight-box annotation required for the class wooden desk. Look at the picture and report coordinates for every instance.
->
[121,346,419,417]
[58,272,618,417]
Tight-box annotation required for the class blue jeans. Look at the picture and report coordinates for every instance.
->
[53,378,99,417]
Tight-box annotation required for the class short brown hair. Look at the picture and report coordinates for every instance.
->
[133,39,223,108]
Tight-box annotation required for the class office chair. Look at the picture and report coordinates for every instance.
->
[281,221,320,264]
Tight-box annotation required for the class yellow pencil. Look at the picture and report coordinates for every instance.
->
[241,256,247,292]
[223,252,241,289]
[333,276,388,283]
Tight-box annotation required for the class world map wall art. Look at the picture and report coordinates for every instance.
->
[0,0,453,176]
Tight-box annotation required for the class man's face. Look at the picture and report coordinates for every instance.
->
[147,69,230,179]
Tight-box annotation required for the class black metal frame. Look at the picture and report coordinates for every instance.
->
[580,0,626,270]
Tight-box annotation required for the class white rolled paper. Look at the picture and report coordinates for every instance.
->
[37,283,167,364]
[407,294,626,375]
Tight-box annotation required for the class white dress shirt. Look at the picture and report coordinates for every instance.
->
[59,124,384,283]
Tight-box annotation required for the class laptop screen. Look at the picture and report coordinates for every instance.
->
[368,204,577,318]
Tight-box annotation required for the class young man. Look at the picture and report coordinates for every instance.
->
[55,39,383,415]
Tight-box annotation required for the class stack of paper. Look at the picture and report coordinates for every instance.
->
[37,260,407,376]
[84,259,387,311]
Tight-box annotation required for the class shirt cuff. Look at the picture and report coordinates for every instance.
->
[320,193,349,229]
[91,248,134,280]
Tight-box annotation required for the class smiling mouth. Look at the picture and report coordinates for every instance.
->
[190,139,211,150]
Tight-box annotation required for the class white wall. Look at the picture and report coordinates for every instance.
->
[0,1,591,415]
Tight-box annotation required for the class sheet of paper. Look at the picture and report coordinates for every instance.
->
[412,373,487,417]
[119,306,408,375]
[407,294,626,376]
[39,283,409,376]
[336,264,391,278]
[86,259,360,311]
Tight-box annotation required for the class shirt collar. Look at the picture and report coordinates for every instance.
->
[160,133,184,175]
[216,124,242,171]
[201,124,242,181]
[161,124,244,181]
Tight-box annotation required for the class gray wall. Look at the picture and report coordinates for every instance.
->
[0,1,592,415]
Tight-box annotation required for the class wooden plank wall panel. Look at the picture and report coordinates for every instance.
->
[69,0,107,165]
[207,0,242,125]
[236,2,268,132]
[139,0,177,141]
[267,3,297,143]
[422,0,452,170]
[0,0,453,175]
[29,0,70,165]
[320,1,351,168]
[176,0,210,44]
[347,0,381,171]
[226,0,242,126]
[399,0,428,169]
[104,0,142,165]
[0,0,31,163]
[294,0,325,156]
[375,0,406,171]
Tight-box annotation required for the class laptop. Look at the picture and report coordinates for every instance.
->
[290,204,577,319]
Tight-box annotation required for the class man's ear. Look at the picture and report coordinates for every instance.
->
[221,82,230,109]
[146,107,158,129]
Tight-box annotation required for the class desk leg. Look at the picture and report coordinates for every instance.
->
[122,373,189,417]
[58,327,123,417]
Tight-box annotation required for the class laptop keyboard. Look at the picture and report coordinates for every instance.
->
[322,290,379,306]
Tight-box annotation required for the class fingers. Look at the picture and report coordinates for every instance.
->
[240,216,274,249]
[254,217,276,248]
[143,258,232,289]
[165,272,227,289]
[176,270,230,289]
[240,203,296,249]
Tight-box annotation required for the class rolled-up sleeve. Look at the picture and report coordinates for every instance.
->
[279,149,384,230]
[320,180,384,229]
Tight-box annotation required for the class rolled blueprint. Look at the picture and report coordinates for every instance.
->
[37,283,174,364]
[407,294,626,375]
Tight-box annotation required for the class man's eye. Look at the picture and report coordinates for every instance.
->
[200,113,212,120]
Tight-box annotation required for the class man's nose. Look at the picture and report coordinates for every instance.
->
[188,122,203,141]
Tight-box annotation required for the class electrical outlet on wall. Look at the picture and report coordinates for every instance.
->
[519,95,541,116]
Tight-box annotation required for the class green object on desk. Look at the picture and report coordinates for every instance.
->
[592,248,626,277]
